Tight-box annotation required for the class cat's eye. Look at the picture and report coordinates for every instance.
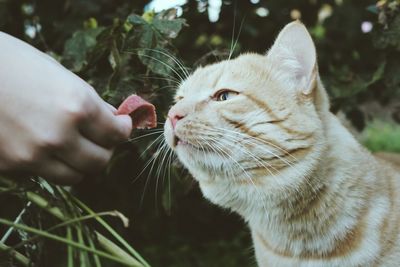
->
[214,90,239,101]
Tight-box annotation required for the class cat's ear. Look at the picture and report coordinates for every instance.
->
[266,21,317,95]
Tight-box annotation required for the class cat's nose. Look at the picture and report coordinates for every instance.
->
[168,111,185,129]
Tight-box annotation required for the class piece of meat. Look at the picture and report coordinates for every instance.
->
[117,95,157,129]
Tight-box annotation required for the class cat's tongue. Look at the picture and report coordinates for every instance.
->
[117,95,157,129]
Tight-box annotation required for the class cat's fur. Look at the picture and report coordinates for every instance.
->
[164,21,400,266]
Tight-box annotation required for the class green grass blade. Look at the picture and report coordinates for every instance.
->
[67,226,75,267]
[87,233,102,267]
[0,242,29,266]
[0,218,142,267]
[71,196,151,267]
[76,225,90,267]
[10,212,121,251]
[25,190,146,267]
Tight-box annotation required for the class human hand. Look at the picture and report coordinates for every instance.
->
[0,32,133,184]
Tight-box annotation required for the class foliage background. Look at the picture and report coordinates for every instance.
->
[0,0,399,266]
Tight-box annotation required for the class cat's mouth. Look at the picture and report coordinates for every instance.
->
[173,135,183,146]
[173,134,200,149]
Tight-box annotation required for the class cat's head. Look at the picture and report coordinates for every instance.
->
[164,21,329,193]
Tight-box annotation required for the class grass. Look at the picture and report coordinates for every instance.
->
[362,120,400,153]
[0,176,150,267]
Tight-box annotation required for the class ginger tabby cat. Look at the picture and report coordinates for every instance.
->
[164,21,400,266]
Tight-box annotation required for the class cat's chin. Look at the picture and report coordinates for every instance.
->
[175,145,227,173]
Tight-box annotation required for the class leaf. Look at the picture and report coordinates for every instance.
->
[366,5,379,14]
[127,14,147,25]
[137,48,176,77]
[137,25,156,47]
[384,56,400,90]
[152,10,186,39]
[327,63,386,99]
[370,61,386,84]
[63,27,104,72]
[373,14,400,50]
[142,10,155,23]
[124,23,156,49]
[152,19,185,39]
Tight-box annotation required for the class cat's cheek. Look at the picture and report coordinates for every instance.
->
[163,119,175,149]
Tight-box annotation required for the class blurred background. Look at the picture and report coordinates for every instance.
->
[1,0,400,266]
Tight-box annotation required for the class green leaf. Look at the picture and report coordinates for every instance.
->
[152,10,186,39]
[370,61,386,84]
[373,14,400,50]
[152,19,185,39]
[137,48,176,77]
[366,5,379,14]
[63,27,104,72]
[327,61,386,100]
[127,14,147,25]
[142,10,155,23]
[384,57,400,92]
[138,25,156,47]
[125,23,156,49]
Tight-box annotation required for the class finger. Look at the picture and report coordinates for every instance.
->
[57,136,113,174]
[35,158,83,185]
[80,94,133,147]
[105,102,117,114]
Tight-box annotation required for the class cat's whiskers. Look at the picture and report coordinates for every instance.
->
[123,51,186,82]
[138,134,165,159]
[228,5,237,61]
[210,139,242,179]
[138,75,181,86]
[216,127,320,195]
[123,49,189,81]
[140,140,168,206]
[228,3,245,60]
[200,127,292,201]
[205,135,270,214]
[211,126,312,195]
[154,140,173,206]
[197,136,214,172]
[133,135,165,184]
[158,85,181,91]
[194,124,321,215]
[199,126,281,176]
[165,145,176,212]
[214,126,300,165]
[127,129,164,142]
[133,129,179,209]
[199,135,238,179]
[229,16,245,60]
[198,125,306,198]
[138,48,191,78]
[204,125,295,168]
[130,135,167,207]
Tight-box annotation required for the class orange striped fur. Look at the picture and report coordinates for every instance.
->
[164,21,400,266]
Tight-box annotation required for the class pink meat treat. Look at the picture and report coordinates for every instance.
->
[117,95,157,129]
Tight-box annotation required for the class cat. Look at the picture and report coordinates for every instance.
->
[163,21,400,267]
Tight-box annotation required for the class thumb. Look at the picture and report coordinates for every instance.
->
[114,114,133,139]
